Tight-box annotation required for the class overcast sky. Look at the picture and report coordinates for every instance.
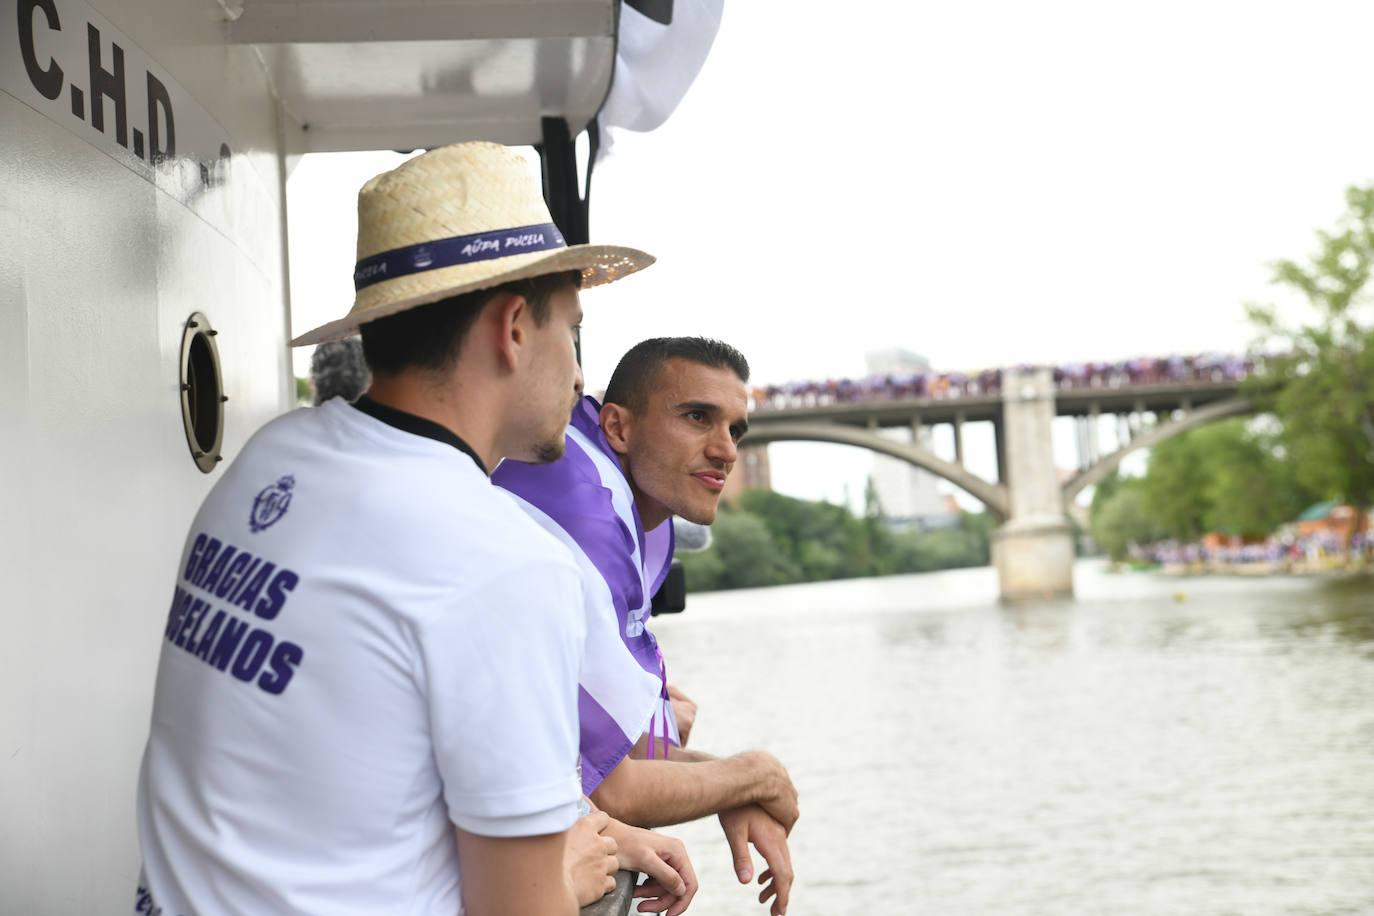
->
[287,0,1374,512]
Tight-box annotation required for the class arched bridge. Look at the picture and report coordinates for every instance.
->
[743,421,1013,519]
[743,361,1260,599]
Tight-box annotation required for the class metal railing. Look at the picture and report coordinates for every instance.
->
[580,870,638,916]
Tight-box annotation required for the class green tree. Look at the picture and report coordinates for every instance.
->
[1089,469,1128,536]
[797,540,846,580]
[1135,420,1317,541]
[1090,477,1159,561]
[888,513,995,572]
[1201,421,1315,536]
[863,475,883,520]
[677,539,727,592]
[888,532,939,573]
[685,510,799,589]
[958,511,998,562]
[738,489,894,580]
[677,495,996,592]
[1248,184,1374,541]
[1139,431,1211,541]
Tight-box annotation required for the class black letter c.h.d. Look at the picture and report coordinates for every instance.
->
[18,0,64,101]
[147,71,175,162]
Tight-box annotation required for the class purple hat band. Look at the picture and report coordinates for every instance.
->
[353,222,567,292]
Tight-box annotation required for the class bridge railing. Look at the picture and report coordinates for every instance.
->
[750,354,1262,413]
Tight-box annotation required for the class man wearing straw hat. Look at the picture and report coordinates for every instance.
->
[495,337,798,916]
[134,142,693,916]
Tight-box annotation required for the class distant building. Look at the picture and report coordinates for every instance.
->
[1294,500,1370,541]
[865,348,950,525]
[721,443,771,505]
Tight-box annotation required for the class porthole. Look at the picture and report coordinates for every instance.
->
[179,311,226,473]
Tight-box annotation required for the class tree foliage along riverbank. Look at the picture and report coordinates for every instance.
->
[1089,419,1319,559]
[678,488,997,592]
[1091,183,1374,560]
[1246,184,1374,527]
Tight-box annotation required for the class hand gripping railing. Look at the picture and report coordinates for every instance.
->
[579,870,638,916]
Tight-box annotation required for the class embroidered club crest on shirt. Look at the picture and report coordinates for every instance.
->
[250,475,295,532]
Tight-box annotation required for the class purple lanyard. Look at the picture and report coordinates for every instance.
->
[645,645,670,760]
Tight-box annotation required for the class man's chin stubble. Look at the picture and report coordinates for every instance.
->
[532,439,566,464]
[679,504,718,526]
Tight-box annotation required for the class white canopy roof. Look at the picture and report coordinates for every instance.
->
[227,0,618,152]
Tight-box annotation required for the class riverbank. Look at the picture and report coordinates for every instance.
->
[1111,557,1374,578]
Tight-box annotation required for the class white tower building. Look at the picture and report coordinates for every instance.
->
[865,349,951,526]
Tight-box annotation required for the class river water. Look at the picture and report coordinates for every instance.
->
[649,560,1374,915]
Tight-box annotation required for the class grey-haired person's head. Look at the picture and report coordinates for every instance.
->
[310,338,371,405]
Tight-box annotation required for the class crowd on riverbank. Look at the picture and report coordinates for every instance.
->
[1124,529,1371,575]
[751,353,1258,411]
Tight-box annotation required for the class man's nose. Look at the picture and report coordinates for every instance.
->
[573,364,585,396]
[706,425,737,464]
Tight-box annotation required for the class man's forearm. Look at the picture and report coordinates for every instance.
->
[629,732,714,765]
[456,828,578,916]
[664,744,715,764]
[589,750,785,828]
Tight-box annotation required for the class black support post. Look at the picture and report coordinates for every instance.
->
[537,116,599,367]
[537,116,596,246]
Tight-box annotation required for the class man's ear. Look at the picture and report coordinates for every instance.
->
[599,402,634,457]
[489,291,526,372]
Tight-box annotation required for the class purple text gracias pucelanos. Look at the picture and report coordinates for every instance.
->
[161,532,304,695]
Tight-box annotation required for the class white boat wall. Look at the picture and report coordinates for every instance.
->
[0,0,635,909]
[2,3,293,909]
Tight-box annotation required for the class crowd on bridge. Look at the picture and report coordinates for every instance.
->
[751,353,1258,411]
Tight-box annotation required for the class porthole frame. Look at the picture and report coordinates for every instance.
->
[179,311,226,473]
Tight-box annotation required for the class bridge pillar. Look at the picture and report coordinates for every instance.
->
[993,417,1007,483]
[989,368,1074,600]
[1088,405,1100,464]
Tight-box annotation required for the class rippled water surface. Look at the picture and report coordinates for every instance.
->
[650,561,1374,915]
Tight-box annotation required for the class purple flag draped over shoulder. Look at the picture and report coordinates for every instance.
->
[493,397,678,795]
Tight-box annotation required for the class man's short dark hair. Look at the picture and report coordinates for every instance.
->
[359,270,581,376]
[603,337,750,414]
[310,338,370,405]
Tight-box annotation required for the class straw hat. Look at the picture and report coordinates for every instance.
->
[291,142,655,347]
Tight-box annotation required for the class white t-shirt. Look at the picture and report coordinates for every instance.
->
[135,397,585,916]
